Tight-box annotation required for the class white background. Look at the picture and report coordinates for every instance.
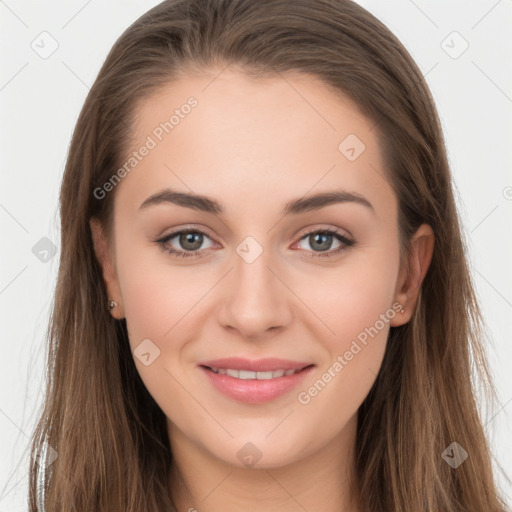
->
[0,0,511,509]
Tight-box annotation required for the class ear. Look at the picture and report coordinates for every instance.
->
[391,223,434,327]
[90,217,125,319]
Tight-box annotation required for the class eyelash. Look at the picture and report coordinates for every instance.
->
[155,226,355,260]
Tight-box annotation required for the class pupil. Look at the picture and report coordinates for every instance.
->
[177,232,334,252]
[180,232,202,251]
[311,233,332,252]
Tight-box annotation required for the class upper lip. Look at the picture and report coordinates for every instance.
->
[199,357,314,372]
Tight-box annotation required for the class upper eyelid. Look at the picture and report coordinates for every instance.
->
[158,226,216,244]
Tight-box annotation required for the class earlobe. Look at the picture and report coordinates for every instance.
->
[390,224,434,327]
[89,217,125,319]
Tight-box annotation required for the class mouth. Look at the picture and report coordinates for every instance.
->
[202,366,311,379]
[198,358,315,404]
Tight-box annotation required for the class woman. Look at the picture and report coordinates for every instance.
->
[29,0,508,510]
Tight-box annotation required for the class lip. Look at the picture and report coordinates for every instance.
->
[198,358,315,404]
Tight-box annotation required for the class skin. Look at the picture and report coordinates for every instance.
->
[90,66,434,512]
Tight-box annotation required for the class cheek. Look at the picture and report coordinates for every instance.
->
[297,239,400,349]
[115,252,205,420]
[115,237,210,346]
[293,242,399,417]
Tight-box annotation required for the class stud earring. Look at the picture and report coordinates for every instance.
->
[108,299,118,310]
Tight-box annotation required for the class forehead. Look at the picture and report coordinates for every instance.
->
[117,67,395,219]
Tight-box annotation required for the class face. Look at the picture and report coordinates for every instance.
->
[91,67,430,471]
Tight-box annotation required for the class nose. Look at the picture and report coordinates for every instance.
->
[216,246,293,340]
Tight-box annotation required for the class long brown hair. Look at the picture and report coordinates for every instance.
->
[28,0,508,510]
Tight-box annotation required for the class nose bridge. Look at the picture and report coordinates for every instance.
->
[218,234,292,336]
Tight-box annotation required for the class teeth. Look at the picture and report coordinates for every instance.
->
[257,371,275,379]
[209,367,301,379]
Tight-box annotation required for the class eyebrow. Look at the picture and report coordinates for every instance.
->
[139,187,375,216]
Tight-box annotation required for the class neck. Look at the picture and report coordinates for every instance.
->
[168,414,360,512]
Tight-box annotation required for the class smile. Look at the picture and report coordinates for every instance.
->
[198,359,315,404]
[207,367,302,379]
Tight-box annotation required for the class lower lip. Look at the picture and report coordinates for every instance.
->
[199,365,315,404]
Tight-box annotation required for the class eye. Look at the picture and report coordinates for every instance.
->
[294,227,355,259]
[156,228,215,259]
[155,226,355,260]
